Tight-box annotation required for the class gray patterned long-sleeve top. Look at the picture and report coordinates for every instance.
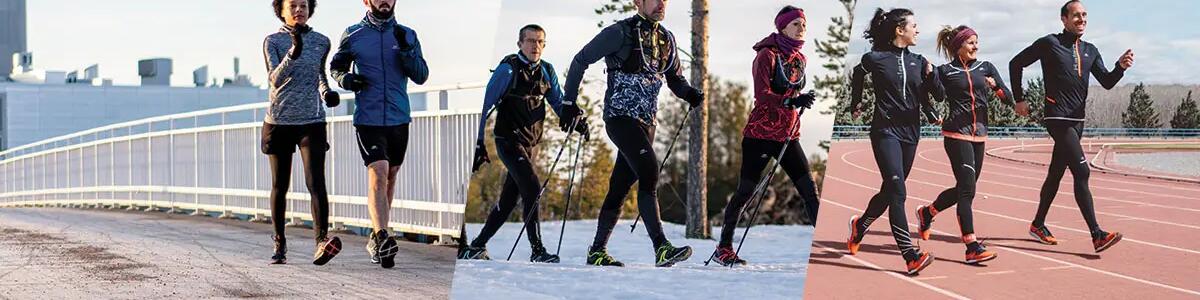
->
[263,26,332,125]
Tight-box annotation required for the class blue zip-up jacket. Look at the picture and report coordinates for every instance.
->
[475,53,565,143]
[330,15,429,126]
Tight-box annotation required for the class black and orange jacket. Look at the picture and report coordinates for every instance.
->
[1009,30,1125,122]
[930,59,1012,142]
[849,44,940,144]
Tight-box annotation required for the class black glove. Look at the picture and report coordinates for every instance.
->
[560,104,582,131]
[783,90,817,109]
[323,90,340,108]
[288,25,307,60]
[684,89,705,108]
[471,142,490,172]
[572,118,591,140]
[341,73,367,92]
[393,24,414,51]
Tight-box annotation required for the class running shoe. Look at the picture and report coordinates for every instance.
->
[712,246,748,267]
[367,229,399,268]
[655,242,693,267]
[270,235,287,265]
[905,252,935,275]
[530,245,561,263]
[964,242,997,264]
[587,249,624,267]
[312,236,342,265]
[458,246,491,260]
[1029,224,1058,245]
[847,215,863,255]
[1092,230,1123,253]
[915,205,934,240]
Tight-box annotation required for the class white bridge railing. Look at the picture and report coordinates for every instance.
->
[0,83,483,242]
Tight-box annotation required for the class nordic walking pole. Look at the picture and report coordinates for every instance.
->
[704,109,804,266]
[506,117,581,261]
[555,131,588,256]
[629,106,695,233]
[729,110,806,266]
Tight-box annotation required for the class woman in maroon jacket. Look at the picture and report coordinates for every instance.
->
[711,5,819,267]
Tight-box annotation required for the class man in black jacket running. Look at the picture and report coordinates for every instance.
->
[1009,0,1133,253]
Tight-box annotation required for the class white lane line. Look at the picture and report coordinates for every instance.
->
[917,147,1200,203]
[821,194,1200,297]
[982,142,1200,193]
[811,240,969,299]
[976,270,1017,276]
[840,150,1200,243]
[912,148,1200,215]
[1041,265,1077,271]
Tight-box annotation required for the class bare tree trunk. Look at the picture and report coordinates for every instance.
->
[685,0,710,239]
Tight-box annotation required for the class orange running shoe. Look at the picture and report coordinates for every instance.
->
[964,243,997,264]
[906,252,935,275]
[915,205,934,240]
[847,215,862,255]
[1093,231,1123,253]
[1029,224,1058,245]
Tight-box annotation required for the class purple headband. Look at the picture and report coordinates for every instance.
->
[775,9,806,31]
[949,27,977,53]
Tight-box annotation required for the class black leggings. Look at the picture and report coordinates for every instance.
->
[265,126,330,242]
[929,138,985,238]
[857,133,919,260]
[470,138,545,249]
[591,117,668,251]
[719,138,819,247]
[1033,121,1101,234]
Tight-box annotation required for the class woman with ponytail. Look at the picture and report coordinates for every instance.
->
[915,25,1013,265]
[844,7,939,275]
[711,5,820,267]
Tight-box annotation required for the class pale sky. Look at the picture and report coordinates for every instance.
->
[25,0,501,90]
[849,0,1200,85]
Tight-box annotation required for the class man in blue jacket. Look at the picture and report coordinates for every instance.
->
[329,0,429,269]
[458,24,586,263]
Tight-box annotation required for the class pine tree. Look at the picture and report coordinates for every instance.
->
[820,0,874,128]
[1121,83,1162,128]
[1170,91,1200,129]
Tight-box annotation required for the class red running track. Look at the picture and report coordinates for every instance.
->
[804,138,1200,299]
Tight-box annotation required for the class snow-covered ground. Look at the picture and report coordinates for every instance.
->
[450,220,813,299]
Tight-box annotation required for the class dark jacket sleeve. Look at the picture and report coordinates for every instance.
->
[928,65,947,103]
[1009,37,1045,103]
[663,32,700,101]
[397,27,429,85]
[329,29,356,89]
[918,56,940,122]
[476,62,513,142]
[847,55,868,114]
[563,25,625,106]
[985,62,1014,105]
[1089,47,1125,89]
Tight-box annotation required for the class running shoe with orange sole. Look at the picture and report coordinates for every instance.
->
[915,205,933,240]
[1093,231,1123,253]
[847,215,862,255]
[964,244,997,264]
[1029,224,1058,245]
[906,252,934,275]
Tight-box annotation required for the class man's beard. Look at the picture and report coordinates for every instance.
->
[370,3,394,20]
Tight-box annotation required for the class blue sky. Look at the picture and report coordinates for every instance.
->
[25,0,500,88]
[849,0,1200,85]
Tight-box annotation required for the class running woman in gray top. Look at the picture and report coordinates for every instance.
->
[261,0,342,266]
